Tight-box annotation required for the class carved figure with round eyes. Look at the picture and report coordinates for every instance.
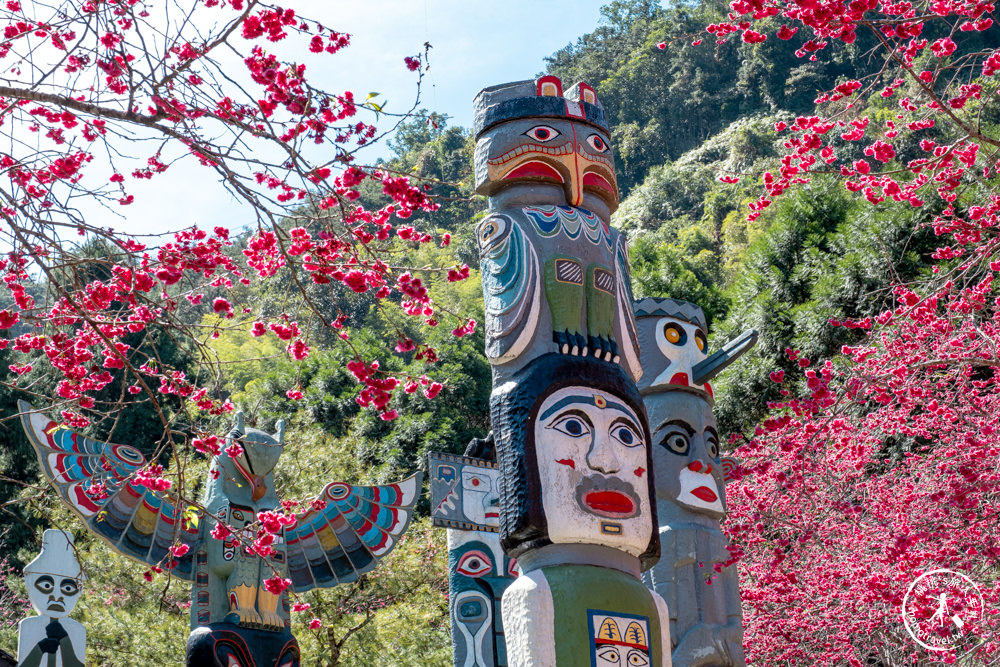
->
[18,530,87,667]
[473,76,642,385]
[634,297,753,667]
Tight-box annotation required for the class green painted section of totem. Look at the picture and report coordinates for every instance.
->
[545,565,664,666]
[586,263,616,342]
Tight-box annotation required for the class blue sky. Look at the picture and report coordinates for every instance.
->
[102,0,617,237]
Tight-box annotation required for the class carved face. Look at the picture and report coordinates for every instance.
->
[448,530,517,667]
[26,572,80,619]
[650,391,726,518]
[535,386,652,556]
[478,117,618,213]
[649,315,710,394]
[218,422,284,504]
[474,76,619,219]
[23,530,83,619]
[461,467,501,528]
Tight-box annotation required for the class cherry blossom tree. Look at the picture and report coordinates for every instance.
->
[0,0,475,462]
[702,0,1000,663]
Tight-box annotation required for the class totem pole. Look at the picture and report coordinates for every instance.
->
[19,402,421,667]
[474,76,671,666]
[17,530,86,667]
[429,446,517,667]
[633,298,756,667]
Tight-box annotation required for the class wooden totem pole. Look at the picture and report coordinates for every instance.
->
[474,76,671,666]
[19,403,421,667]
[429,446,517,667]
[633,298,756,667]
[17,530,86,667]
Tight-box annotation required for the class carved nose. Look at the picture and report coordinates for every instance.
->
[688,461,711,474]
[587,440,621,474]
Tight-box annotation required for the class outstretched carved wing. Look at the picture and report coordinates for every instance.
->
[479,214,542,363]
[286,472,422,592]
[18,400,201,579]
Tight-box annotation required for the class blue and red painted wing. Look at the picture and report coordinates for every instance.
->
[18,400,201,580]
[285,472,421,593]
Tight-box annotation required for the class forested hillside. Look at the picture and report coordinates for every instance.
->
[2,0,998,663]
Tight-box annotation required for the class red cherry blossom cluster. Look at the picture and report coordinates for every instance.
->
[727,202,1000,661]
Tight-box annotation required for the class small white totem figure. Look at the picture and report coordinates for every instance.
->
[17,530,86,667]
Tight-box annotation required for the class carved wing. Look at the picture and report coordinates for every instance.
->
[18,400,201,580]
[479,214,541,363]
[286,472,422,592]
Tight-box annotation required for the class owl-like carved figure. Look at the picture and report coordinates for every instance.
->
[19,402,421,667]
[633,299,756,667]
[475,76,641,385]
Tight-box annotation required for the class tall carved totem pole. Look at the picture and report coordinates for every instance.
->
[474,76,672,666]
[633,298,755,667]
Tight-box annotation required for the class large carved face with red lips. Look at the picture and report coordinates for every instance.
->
[535,385,653,557]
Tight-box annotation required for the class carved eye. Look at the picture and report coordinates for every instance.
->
[34,576,54,594]
[60,578,79,596]
[463,474,489,490]
[695,330,707,352]
[524,125,560,142]
[706,433,719,460]
[596,647,621,663]
[587,134,610,153]
[478,216,508,248]
[664,323,687,346]
[627,650,650,666]
[659,431,690,456]
[611,422,642,448]
[551,415,590,438]
[456,550,493,577]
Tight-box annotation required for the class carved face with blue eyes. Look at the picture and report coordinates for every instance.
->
[535,386,653,556]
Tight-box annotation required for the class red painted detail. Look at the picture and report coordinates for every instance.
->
[583,171,615,194]
[503,160,564,182]
[536,75,563,97]
[471,478,480,486]
[229,591,239,610]
[556,458,576,469]
[669,372,690,386]
[633,467,646,478]
[576,82,597,105]
[705,381,714,398]
[508,558,519,577]
[484,511,499,519]
[691,486,718,503]
[595,638,649,651]
[688,461,703,473]
[583,490,636,517]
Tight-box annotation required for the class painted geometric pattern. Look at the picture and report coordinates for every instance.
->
[523,205,612,250]
[18,400,201,579]
[286,473,420,592]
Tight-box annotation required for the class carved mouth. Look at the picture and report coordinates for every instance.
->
[691,486,718,503]
[47,603,65,613]
[575,475,640,519]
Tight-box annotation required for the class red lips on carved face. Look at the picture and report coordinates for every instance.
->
[691,486,718,503]
[583,490,636,518]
